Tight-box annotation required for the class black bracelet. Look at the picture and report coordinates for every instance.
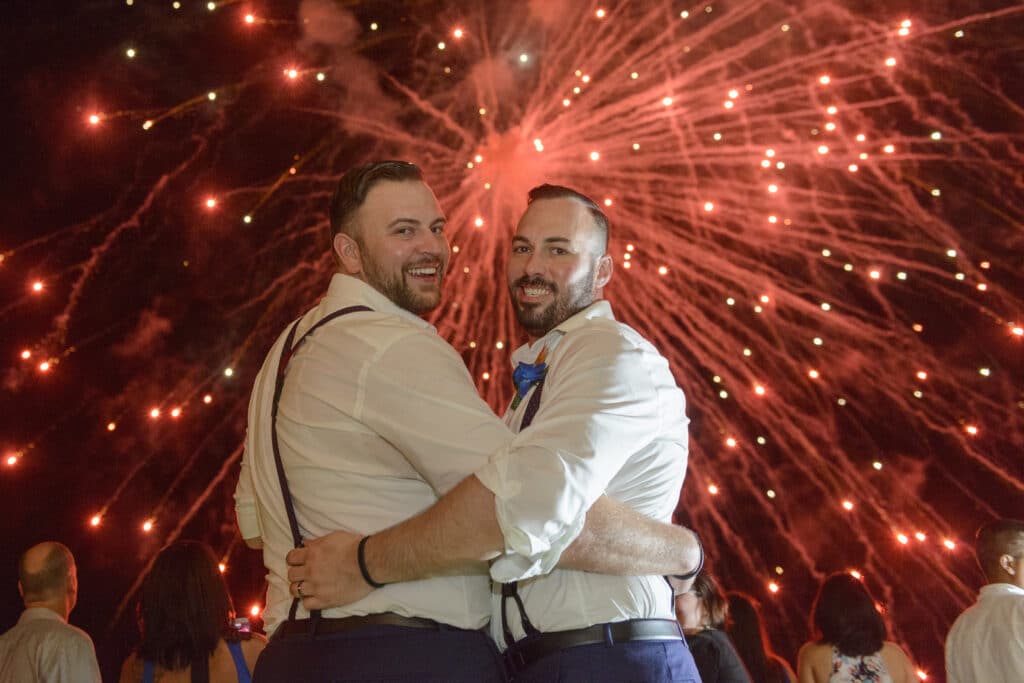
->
[357,535,387,589]
[672,528,704,581]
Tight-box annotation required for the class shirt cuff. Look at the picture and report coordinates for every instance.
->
[235,499,262,541]
[474,457,587,583]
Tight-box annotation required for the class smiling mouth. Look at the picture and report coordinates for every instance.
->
[406,264,441,279]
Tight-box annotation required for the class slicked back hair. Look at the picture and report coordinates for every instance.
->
[137,541,235,670]
[329,160,424,245]
[527,184,609,255]
[18,543,73,602]
[690,572,729,630]
[811,573,886,657]
[976,518,1024,582]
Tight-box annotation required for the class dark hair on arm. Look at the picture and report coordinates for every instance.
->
[329,160,424,242]
[811,573,886,657]
[137,541,235,670]
[527,183,609,254]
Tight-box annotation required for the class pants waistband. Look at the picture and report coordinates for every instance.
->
[504,618,683,674]
[274,612,444,639]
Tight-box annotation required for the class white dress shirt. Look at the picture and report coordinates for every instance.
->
[475,301,689,646]
[945,582,1024,683]
[0,608,102,683]
[235,274,513,634]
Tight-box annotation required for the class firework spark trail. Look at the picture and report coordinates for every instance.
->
[110,440,245,629]
[5,0,1022,670]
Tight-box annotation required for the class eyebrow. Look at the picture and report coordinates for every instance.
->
[388,217,446,228]
[512,236,571,244]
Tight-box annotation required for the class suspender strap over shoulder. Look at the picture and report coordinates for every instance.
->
[270,305,373,621]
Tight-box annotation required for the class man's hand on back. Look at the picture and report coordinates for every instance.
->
[286,530,373,610]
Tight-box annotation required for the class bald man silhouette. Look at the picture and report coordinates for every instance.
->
[0,542,101,683]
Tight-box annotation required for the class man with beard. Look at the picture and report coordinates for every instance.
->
[286,183,701,682]
[238,165,700,682]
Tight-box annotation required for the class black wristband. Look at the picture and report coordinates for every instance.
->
[357,535,387,588]
[672,528,704,581]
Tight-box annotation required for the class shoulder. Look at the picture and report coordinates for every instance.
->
[238,633,267,672]
[118,652,143,683]
[560,316,652,355]
[797,641,831,664]
[554,318,672,382]
[878,642,916,681]
[44,620,96,652]
[880,641,910,658]
[879,641,913,666]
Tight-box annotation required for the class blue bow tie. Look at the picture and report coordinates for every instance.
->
[512,360,548,399]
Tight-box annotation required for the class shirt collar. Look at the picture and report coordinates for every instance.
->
[324,273,435,332]
[509,300,615,366]
[979,582,1024,598]
[19,607,66,624]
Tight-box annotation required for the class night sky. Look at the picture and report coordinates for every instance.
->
[1,1,1022,680]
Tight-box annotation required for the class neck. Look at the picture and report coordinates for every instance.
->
[24,598,69,620]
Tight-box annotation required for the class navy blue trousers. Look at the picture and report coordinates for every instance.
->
[252,623,507,683]
[509,638,702,683]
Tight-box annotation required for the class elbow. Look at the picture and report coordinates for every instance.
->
[244,537,264,550]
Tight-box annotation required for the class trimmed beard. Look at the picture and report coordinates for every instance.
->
[360,243,443,315]
[510,266,596,338]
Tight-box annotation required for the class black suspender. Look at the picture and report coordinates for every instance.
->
[500,380,545,647]
[269,305,372,622]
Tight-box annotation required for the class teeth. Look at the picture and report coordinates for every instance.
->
[407,267,438,275]
[524,287,550,296]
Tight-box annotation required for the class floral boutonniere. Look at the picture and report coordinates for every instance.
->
[510,347,548,409]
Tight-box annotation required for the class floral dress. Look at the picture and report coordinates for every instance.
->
[829,647,893,683]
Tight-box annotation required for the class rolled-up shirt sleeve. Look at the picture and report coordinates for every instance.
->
[476,328,668,581]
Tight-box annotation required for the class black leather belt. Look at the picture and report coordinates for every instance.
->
[504,618,683,673]
[274,612,442,639]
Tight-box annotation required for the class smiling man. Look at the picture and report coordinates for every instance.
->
[285,183,702,682]
[235,161,511,682]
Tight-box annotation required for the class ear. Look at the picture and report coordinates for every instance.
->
[594,254,613,290]
[1001,553,1016,575]
[334,232,362,275]
[17,581,23,600]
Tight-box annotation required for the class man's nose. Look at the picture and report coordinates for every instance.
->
[522,250,545,276]
[417,229,447,255]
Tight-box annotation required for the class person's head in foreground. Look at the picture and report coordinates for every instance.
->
[330,160,448,315]
[673,571,729,633]
[508,183,613,341]
[137,540,237,670]
[975,518,1024,588]
[18,541,78,619]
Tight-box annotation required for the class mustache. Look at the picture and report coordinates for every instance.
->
[512,276,556,290]
[405,257,445,270]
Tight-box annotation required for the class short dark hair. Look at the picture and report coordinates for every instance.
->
[527,184,609,254]
[18,543,73,601]
[976,518,1024,582]
[691,572,729,630]
[811,573,886,657]
[137,541,235,670]
[329,160,423,242]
